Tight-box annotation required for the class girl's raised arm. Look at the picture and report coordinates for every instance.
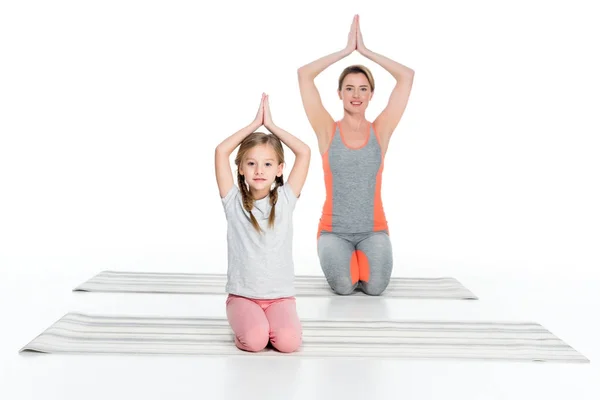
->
[263,95,311,197]
[215,94,265,198]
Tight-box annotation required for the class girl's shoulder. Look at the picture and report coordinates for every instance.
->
[278,181,299,208]
[221,184,241,213]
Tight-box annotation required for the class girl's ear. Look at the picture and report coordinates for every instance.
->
[277,163,284,177]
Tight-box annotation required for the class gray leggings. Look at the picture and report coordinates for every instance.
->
[317,231,393,296]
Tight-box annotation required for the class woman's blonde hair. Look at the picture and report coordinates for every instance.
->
[338,64,375,92]
[234,132,285,233]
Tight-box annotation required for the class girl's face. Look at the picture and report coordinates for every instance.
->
[338,73,373,113]
[239,144,283,198]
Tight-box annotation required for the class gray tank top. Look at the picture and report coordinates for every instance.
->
[318,121,388,235]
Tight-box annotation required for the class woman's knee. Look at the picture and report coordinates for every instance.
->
[318,235,358,295]
[320,257,358,294]
[360,277,390,296]
[328,276,358,295]
[356,232,393,295]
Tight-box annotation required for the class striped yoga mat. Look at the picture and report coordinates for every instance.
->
[20,313,588,363]
[73,271,478,299]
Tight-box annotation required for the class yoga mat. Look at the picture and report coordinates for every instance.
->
[73,271,478,299]
[20,313,588,363]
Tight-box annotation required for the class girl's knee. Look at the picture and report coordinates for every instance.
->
[235,327,270,352]
[271,329,302,353]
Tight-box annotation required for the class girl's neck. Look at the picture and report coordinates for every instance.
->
[250,187,270,200]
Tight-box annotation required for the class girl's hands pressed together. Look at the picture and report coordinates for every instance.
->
[251,93,266,130]
[263,94,274,130]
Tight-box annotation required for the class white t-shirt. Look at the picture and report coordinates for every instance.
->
[221,182,298,299]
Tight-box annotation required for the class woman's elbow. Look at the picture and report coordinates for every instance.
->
[297,67,314,81]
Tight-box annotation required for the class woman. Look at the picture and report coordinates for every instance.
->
[297,15,414,295]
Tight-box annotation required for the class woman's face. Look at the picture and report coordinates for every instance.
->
[338,73,373,113]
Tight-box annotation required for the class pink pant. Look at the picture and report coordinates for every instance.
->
[225,294,302,353]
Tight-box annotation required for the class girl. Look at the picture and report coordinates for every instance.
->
[297,15,415,296]
[214,93,311,353]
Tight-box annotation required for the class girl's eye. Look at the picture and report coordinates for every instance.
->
[247,162,254,166]
[266,163,272,167]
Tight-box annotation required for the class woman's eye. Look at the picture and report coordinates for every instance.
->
[266,163,272,167]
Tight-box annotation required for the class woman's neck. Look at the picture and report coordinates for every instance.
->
[342,112,368,131]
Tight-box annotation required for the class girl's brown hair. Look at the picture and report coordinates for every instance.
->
[234,132,285,233]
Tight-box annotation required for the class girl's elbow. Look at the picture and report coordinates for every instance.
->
[300,144,311,157]
[293,146,311,162]
[215,145,229,158]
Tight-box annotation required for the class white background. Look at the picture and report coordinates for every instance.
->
[1,1,599,399]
